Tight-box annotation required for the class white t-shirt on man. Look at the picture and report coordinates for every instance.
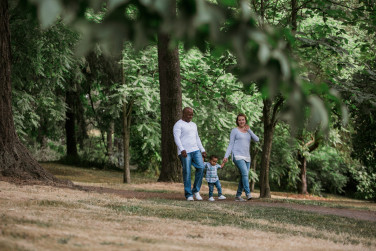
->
[173,119,205,155]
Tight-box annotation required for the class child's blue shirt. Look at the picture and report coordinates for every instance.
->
[204,162,221,183]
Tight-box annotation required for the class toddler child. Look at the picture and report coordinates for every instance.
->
[204,155,226,201]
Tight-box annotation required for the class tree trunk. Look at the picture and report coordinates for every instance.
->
[291,0,298,32]
[65,90,78,159]
[250,146,259,192]
[157,0,183,182]
[123,102,132,183]
[107,122,114,158]
[0,1,70,185]
[259,99,276,198]
[297,153,308,194]
[250,155,257,192]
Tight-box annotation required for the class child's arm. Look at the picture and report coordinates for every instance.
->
[219,163,225,168]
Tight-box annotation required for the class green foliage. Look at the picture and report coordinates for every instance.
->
[308,146,349,195]
[10,5,79,145]
[269,125,300,191]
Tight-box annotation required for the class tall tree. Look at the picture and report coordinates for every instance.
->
[157,0,183,182]
[0,0,68,185]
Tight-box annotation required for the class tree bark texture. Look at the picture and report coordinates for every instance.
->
[297,153,308,194]
[123,102,132,183]
[250,146,259,192]
[107,122,114,158]
[65,90,78,159]
[157,1,183,182]
[259,99,275,198]
[0,1,70,185]
[297,134,320,194]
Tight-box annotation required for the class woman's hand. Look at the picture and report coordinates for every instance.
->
[244,124,250,131]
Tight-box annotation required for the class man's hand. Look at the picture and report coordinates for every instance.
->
[222,157,228,164]
[201,151,207,158]
[181,150,187,158]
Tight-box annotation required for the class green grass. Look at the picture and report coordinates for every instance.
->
[104,198,376,246]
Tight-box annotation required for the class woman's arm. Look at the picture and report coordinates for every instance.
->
[246,126,259,142]
[248,129,259,142]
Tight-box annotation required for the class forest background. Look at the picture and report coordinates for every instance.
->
[2,0,376,201]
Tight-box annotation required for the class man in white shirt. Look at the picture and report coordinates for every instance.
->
[173,107,207,201]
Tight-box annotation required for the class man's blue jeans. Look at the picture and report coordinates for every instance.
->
[233,158,251,197]
[208,180,222,198]
[179,150,205,198]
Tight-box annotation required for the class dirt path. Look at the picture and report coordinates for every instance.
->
[80,185,376,222]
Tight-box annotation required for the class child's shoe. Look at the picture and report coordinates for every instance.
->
[208,197,215,201]
[218,195,226,200]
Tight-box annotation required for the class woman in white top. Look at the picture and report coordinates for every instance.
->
[223,113,259,201]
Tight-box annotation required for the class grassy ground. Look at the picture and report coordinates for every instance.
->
[0,163,375,250]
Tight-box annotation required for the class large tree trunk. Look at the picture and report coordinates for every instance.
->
[259,98,277,198]
[65,90,78,159]
[157,1,183,182]
[297,153,308,194]
[0,1,70,185]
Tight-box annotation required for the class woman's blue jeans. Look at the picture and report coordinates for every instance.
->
[179,150,205,198]
[233,158,251,197]
[208,180,222,197]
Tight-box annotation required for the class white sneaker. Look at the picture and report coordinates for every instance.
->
[208,197,215,201]
[187,196,194,201]
[246,194,253,200]
[194,192,203,201]
[235,196,245,202]
[218,195,226,200]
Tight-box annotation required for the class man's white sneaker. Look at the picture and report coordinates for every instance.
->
[208,197,215,201]
[246,194,253,200]
[194,192,203,201]
[187,196,194,201]
[218,195,226,200]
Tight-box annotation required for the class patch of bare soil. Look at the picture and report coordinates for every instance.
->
[79,185,376,222]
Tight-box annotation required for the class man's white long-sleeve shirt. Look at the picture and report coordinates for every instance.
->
[173,119,205,155]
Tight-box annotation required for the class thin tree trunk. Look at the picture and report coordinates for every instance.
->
[250,147,259,192]
[297,153,308,194]
[65,90,78,159]
[107,122,114,158]
[0,1,70,185]
[123,102,132,183]
[157,0,183,182]
[291,0,298,32]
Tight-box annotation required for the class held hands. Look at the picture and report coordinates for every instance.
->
[201,152,207,158]
[222,157,228,164]
[181,150,187,158]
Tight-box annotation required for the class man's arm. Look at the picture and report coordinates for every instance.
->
[173,123,185,153]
